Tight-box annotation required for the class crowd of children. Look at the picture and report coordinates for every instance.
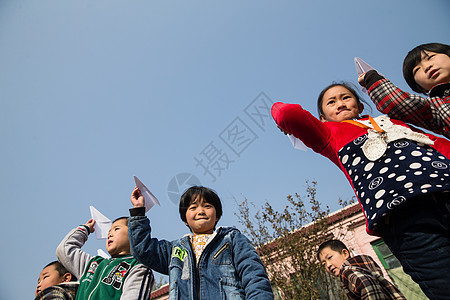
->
[36,185,273,300]
[272,42,450,299]
[35,42,449,299]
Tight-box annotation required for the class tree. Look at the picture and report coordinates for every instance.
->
[151,275,168,292]
[236,181,353,299]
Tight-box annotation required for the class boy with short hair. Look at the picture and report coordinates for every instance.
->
[56,217,154,300]
[128,186,273,299]
[317,240,406,300]
[35,261,78,300]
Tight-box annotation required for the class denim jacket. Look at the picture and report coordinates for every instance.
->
[128,210,274,300]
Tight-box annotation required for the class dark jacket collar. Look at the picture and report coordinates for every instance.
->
[429,82,450,98]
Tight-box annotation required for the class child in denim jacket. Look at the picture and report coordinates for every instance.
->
[128,185,274,299]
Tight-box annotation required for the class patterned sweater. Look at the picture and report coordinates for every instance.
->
[364,70,450,139]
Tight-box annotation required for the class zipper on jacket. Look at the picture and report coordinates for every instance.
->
[185,240,200,300]
[195,228,231,300]
[213,243,229,259]
[88,259,112,300]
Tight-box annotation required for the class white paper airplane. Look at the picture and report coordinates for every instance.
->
[97,249,110,259]
[354,57,376,77]
[89,206,112,240]
[288,134,308,151]
[354,57,383,94]
[134,176,161,212]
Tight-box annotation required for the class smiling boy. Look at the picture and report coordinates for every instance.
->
[56,217,154,300]
[128,185,273,299]
[317,240,405,300]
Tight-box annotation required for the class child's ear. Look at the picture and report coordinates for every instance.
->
[342,249,350,260]
[63,273,72,282]
[319,114,327,122]
[358,103,364,114]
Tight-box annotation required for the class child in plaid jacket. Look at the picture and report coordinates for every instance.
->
[318,240,406,300]
[358,43,450,139]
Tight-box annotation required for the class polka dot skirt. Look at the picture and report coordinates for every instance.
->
[338,135,450,231]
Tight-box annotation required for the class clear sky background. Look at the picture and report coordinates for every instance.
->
[1,0,449,298]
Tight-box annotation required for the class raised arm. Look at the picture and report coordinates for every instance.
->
[128,187,173,275]
[271,102,332,153]
[56,221,94,280]
[362,70,446,136]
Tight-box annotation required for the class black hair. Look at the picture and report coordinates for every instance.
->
[403,43,450,94]
[317,81,369,118]
[179,186,223,225]
[112,216,129,225]
[317,239,349,261]
[44,261,77,281]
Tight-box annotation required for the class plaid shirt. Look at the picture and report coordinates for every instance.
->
[365,70,450,139]
[35,282,78,300]
[339,255,406,300]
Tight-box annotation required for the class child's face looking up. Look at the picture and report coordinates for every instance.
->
[185,196,218,235]
[318,247,350,277]
[106,218,131,256]
[413,51,450,92]
[35,265,68,296]
[320,86,363,122]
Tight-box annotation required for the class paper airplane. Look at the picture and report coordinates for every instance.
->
[354,57,376,77]
[89,206,112,240]
[354,57,383,94]
[97,249,110,259]
[134,176,161,212]
[288,134,308,151]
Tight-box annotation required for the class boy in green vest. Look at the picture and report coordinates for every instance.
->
[57,217,154,300]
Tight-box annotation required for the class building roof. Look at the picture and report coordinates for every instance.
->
[151,283,169,299]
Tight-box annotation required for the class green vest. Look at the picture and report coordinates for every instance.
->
[76,255,140,300]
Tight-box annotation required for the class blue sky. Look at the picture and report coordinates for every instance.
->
[1,0,449,298]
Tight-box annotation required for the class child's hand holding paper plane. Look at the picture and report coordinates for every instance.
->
[288,134,308,151]
[354,57,383,94]
[134,176,160,212]
[89,206,112,240]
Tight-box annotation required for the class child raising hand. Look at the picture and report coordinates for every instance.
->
[272,82,450,300]
[359,43,450,138]
[128,185,274,299]
[56,212,154,299]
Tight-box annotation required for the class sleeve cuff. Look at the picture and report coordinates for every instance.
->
[79,225,91,234]
[129,207,146,217]
[364,69,385,88]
